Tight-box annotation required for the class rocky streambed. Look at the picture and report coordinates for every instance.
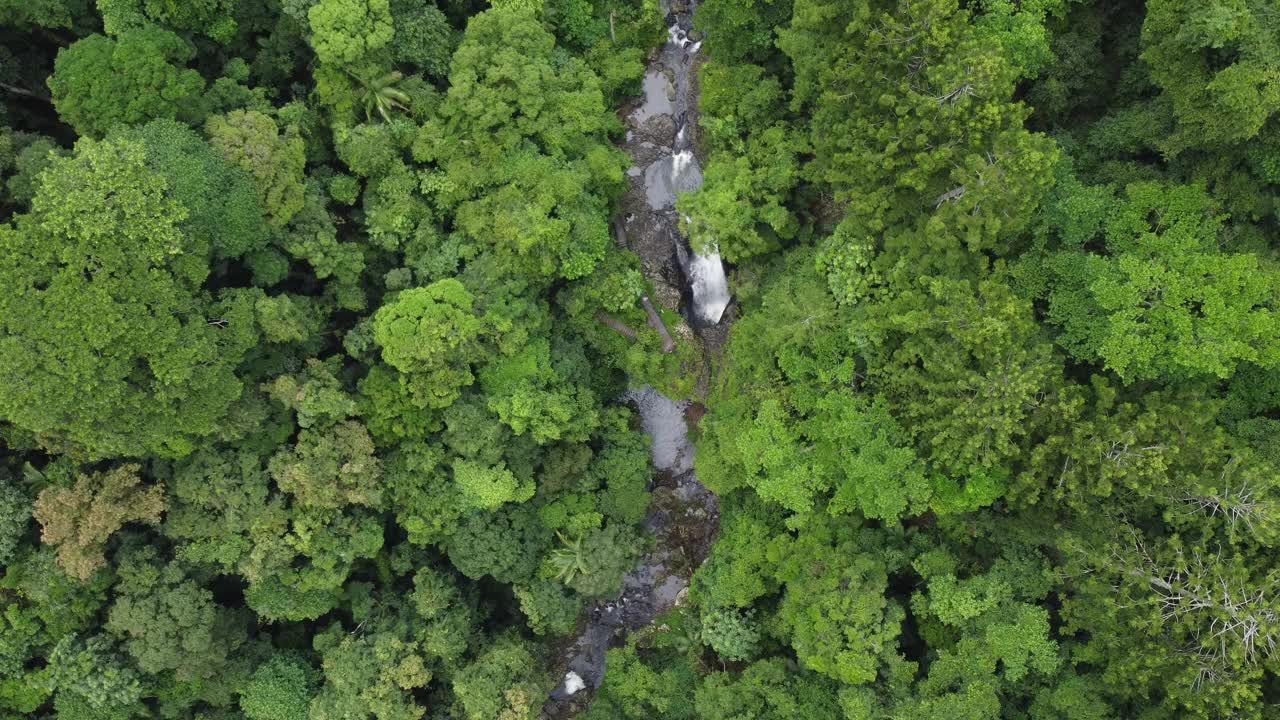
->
[614,0,729,333]
[542,1,729,716]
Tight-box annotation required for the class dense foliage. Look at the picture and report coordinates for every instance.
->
[2,0,1279,719]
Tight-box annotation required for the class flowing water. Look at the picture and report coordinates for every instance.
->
[542,2,727,715]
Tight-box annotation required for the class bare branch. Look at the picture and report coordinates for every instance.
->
[934,186,965,208]
[0,82,51,103]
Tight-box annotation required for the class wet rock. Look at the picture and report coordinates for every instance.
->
[630,114,677,155]
[684,401,706,430]
[650,279,683,313]
[643,150,703,210]
[616,193,679,279]
[550,671,586,700]
[672,319,696,344]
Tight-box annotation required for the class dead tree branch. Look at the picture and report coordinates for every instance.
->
[0,82,51,102]
[934,186,965,208]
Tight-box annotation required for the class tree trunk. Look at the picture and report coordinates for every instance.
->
[596,313,638,340]
[640,296,676,354]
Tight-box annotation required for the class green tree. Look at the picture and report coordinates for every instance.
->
[120,119,266,259]
[773,518,906,686]
[477,338,601,444]
[451,635,547,720]
[453,459,533,510]
[310,618,432,720]
[909,547,1059,687]
[0,0,94,30]
[860,277,1060,487]
[446,506,549,584]
[808,393,932,522]
[513,578,580,636]
[97,0,241,42]
[971,0,1071,81]
[590,415,653,525]
[584,642,697,720]
[105,550,246,682]
[240,655,318,720]
[1015,378,1227,509]
[413,5,627,281]
[695,0,793,64]
[0,137,261,458]
[263,357,360,430]
[409,565,477,667]
[359,158,431,248]
[333,120,408,178]
[0,540,113,713]
[699,608,760,662]
[779,0,1055,274]
[206,110,307,227]
[689,493,784,611]
[695,61,786,149]
[553,523,642,598]
[382,444,460,545]
[269,420,383,510]
[42,635,144,718]
[307,0,394,66]
[242,502,385,621]
[693,248,862,514]
[1141,0,1280,154]
[0,476,30,567]
[163,447,274,573]
[47,28,206,138]
[281,180,367,306]
[389,0,454,77]
[1042,181,1280,381]
[372,279,484,410]
[693,659,843,720]
[4,135,67,208]
[1062,525,1279,718]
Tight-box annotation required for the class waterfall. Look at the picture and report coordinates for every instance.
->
[640,143,729,326]
[676,238,730,326]
[669,150,701,193]
[687,245,730,325]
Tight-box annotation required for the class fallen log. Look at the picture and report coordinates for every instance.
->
[640,296,676,354]
[595,312,638,340]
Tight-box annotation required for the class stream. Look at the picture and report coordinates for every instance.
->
[542,1,727,715]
